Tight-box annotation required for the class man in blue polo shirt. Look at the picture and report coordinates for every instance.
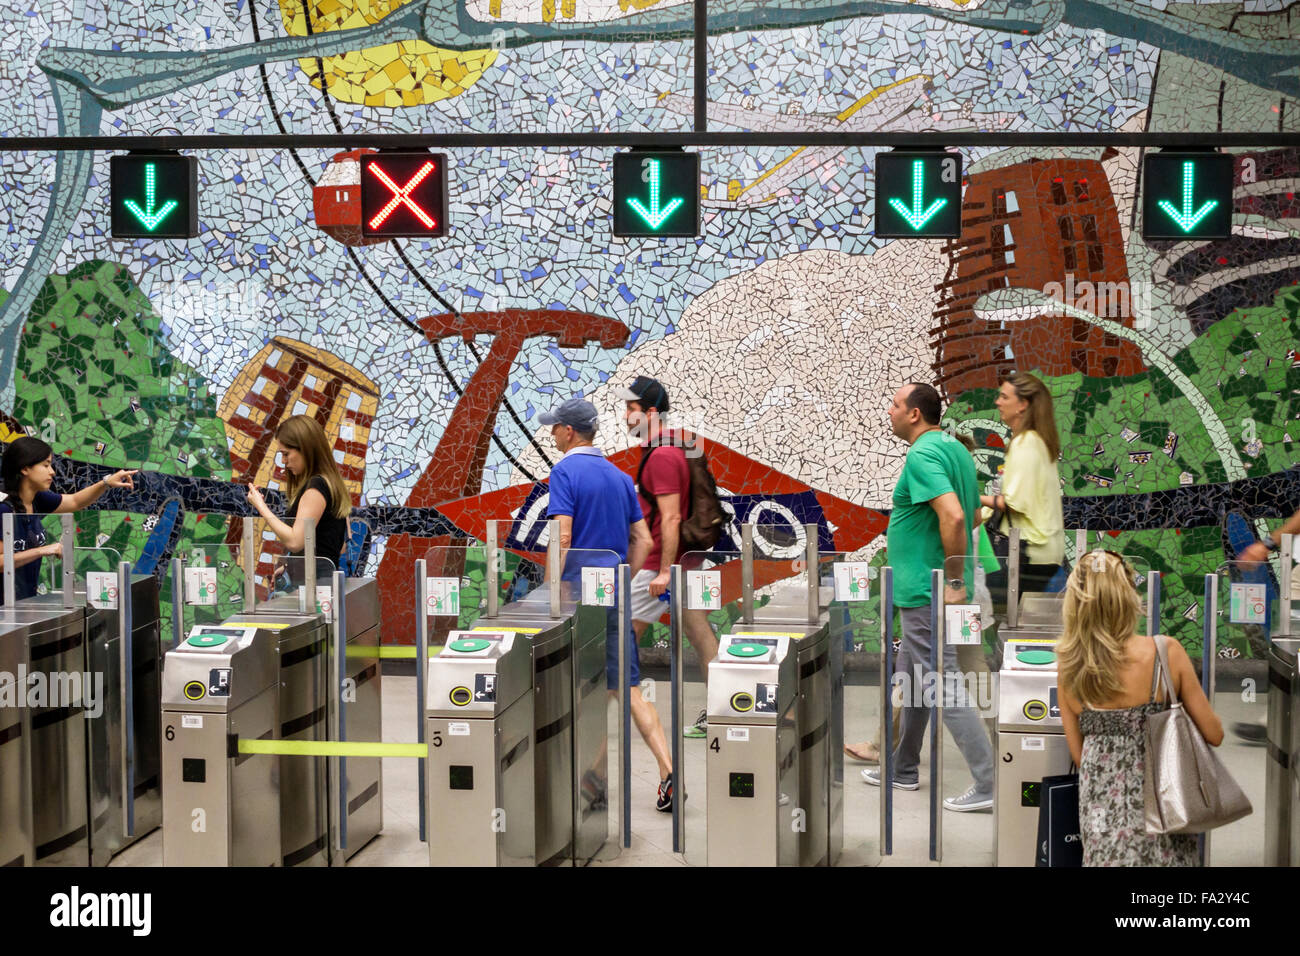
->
[541,397,676,811]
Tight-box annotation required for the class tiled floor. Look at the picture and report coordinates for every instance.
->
[112,675,1274,868]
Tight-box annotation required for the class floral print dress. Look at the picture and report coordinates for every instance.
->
[1076,647,1200,867]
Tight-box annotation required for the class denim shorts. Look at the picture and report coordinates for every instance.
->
[604,606,641,690]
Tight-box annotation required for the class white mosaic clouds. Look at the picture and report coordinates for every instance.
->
[516,244,945,509]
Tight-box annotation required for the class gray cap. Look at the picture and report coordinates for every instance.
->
[538,397,599,431]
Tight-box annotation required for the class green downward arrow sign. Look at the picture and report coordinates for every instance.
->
[1157,160,1219,233]
[626,158,684,229]
[123,162,179,232]
[887,159,947,230]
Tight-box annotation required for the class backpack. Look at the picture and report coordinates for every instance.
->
[636,435,726,552]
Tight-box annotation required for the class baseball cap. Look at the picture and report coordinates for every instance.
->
[538,397,599,431]
[615,375,670,413]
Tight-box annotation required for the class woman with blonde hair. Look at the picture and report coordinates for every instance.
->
[981,371,1065,602]
[246,415,352,574]
[1057,550,1223,866]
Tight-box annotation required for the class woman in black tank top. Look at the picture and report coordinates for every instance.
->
[246,415,352,580]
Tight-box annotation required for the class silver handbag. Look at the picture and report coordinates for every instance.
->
[1144,635,1252,835]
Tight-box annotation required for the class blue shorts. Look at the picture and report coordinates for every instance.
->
[604,606,641,691]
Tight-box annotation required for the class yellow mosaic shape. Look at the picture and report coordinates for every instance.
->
[278,0,498,107]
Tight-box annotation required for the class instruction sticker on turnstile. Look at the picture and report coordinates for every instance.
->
[727,727,750,742]
[754,683,778,713]
[833,562,871,602]
[474,673,496,702]
[86,572,119,610]
[581,566,616,606]
[184,567,218,606]
[182,715,203,729]
[1229,583,1267,624]
[686,570,722,610]
[448,722,470,736]
[425,578,461,617]
[945,605,982,645]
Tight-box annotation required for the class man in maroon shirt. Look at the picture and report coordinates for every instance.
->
[617,377,720,761]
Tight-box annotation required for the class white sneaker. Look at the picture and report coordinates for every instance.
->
[861,767,920,791]
[943,786,993,812]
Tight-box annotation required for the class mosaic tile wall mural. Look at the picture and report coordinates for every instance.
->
[0,0,1298,660]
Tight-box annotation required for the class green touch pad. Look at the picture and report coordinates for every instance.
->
[727,644,769,658]
[449,638,492,653]
[187,633,229,648]
[1016,649,1057,666]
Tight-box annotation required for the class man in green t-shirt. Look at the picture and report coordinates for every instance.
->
[861,383,994,812]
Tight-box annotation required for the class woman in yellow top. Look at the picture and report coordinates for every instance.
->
[980,372,1066,599]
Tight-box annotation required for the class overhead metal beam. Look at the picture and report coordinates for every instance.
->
[1,131,1297,151]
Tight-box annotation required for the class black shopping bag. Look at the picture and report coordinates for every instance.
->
[1035,771,1082,867]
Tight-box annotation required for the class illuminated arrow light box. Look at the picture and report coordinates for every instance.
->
[613,151,700,238]
[360,151,449,238]
[110,153,199,239]
[1141,152,1233,241]
[874,150,963,239]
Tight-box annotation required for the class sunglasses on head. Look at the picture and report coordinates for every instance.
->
[1086,549,1139,581]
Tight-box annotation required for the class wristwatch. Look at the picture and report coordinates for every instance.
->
[946,577,965,590]
[1261,534,1280,553]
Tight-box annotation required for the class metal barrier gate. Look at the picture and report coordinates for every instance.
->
[2,514,161,867]
[419,522,630,866]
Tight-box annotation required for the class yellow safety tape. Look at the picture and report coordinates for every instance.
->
[344,645,444,659]
[236,739,427,758]
[225,620,294,630]
[473,625,541,634]
[729,630,812,639]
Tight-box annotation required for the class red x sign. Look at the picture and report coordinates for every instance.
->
[360,152,449,238]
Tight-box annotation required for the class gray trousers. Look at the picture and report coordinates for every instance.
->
[892,605,995,795]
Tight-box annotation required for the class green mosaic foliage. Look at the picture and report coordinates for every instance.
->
[14,260,229,478]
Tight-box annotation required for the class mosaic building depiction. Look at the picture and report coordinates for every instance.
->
[219,337,380,583]
[0,0,1296,662]
[933,158,1147,394]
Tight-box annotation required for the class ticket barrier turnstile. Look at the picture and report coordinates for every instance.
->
[994,636,1070,866]
[692,522,840,867]
[0,604,86,866]
[20,573,163,867]
[705,634,799,866]
[1288,629,1300,865]
[729,617,836,866]
[334,575,383,862]
[163,525,382,865]
[220,599,333,867]
[1272,634,1298,866]
[161,624,280,866]
[478,594,610,865]
[160,577,381,866]
[0,514,163,868]
[425,629,535,866]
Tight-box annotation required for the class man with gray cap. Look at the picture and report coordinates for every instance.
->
[540,397,675,811]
